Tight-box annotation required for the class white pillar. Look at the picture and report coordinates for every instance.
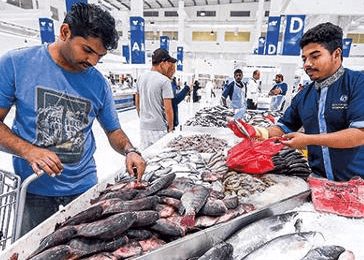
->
[280,62,298,109]
[177,0,185,46]
[251,0,265,52]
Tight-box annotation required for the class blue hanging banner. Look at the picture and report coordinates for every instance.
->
[130,16,145,64]
[264,16,281,55]
[342,38,352,58]
[160,36,170,51]
[122,45,130,64]
[282,15,306,56]
[39,18,55,44]
[258,37,265,55]
[177,46,183,71]
[66,0,88,11]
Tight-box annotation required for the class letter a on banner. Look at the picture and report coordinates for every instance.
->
[264,17,281,55]
[342,38,352,57]
[39,18,55,43]
[282,15,306,56]
[130,17,145,64]
[66,0,88,11]
[160,36,170,51]
[177,47,183,71]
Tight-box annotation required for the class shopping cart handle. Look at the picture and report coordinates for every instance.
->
[14,171,44,241]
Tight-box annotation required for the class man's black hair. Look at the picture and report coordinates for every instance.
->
[63,3,118,50]
[300,22,343,56]
[234,69,243,74]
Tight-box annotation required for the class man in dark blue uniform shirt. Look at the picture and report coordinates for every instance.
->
[257,22,364,181]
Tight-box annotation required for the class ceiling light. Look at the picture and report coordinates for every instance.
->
[200,11,206,16]
[210,31,214,35]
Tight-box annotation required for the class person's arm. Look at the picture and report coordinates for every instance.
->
[135,92,140,116]
[106,128,146,181]
[163,98,174,132]
[0,107,63,176]
[282,128,364,150]
[174,85,190,104]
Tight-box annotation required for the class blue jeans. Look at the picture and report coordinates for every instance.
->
[20,193,81,237]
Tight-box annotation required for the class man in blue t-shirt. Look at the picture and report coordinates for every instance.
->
[269,74,288,111]
[247,22,364,181]
[0,3,146,236]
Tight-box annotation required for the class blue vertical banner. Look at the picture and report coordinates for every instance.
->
[66,0,87,11]
[39,18,55,44]
[264,16,281,55]
[122,45,130,64]
[130,16,145,64]
[177,46,183,71]
[160,36,170,51]
[282,15,306,56]
[258,37,265,55]
[342,38,352,58]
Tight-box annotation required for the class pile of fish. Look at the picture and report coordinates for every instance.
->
[244,110,283,128]
[268,147,311,179]
[167,134,228,153]
[25,172,256,260]
[184,105,234,127]
[226,210,355,260]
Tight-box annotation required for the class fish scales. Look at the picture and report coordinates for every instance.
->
[156,187,183,199]
[301,245,346,260]
[102,196,158,215]
[199,198,227,216]
[77,212,136,240]
[92,188,139,203]
[150,218,185,237]
[136,172,176,198]
[126,229,153,240]
[179,185,210,227]
[197,241,234,260]
[27,225,78,259]
[68,235,128,258]
[132,210,160,227]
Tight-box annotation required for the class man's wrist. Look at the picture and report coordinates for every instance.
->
[124,147,141,156]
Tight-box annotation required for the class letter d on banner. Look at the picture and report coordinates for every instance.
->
[264,17,281,55]
[39,18,55,43]
[177,47,183,71]
[130,17,145,64]
[282,15,305,56]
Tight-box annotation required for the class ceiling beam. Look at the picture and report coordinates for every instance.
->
[167,0,175,7]
[155,0,163,8]
[104,0,121,10]
[115,0,130,10]
[144,0,152,8]
[205,0,208,4]
[192,0,197,6]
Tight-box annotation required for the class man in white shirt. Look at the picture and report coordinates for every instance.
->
[246,70,261,110]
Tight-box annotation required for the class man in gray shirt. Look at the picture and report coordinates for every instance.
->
[135,48,177,150]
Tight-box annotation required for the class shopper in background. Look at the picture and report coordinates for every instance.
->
[0,3,146,236]
[192,80,201,103]
[172,82,191,129]
[268,73,288,111]
[135,48,176,149]
[248,22,364,181]
[221,69,247,119]
[246,69,261,110]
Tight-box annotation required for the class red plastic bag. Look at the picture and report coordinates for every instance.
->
[226,138,286,174]
[308,176,364,218]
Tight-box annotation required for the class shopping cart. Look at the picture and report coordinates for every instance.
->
[0,170,40,250]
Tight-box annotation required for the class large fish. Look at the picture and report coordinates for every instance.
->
[240,231,325,260]
[102,196,159,215]
[179,185,210,227]
[27,245,78,260]
[197,241,234,260]
[226,211,300,259]
[300,245,345,260]
[77,212,136,240]
[136,172,176,198]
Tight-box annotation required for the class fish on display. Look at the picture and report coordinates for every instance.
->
[184,105,234,128]
[197,241,234,260]
[300,245,346,260]
[240,231,325,260]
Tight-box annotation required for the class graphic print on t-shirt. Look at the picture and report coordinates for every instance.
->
[36,87,91,163]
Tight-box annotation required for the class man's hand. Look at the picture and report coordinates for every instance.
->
[24,146,63,177]
[125,152,146,182]
[281,132,309,149]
